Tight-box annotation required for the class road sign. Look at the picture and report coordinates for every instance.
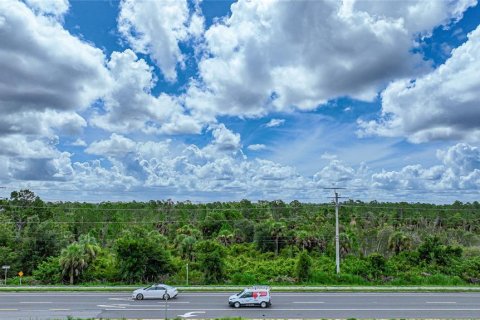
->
[18,271,23,277]
[2,265,9,285]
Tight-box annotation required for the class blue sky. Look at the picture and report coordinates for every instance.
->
[0,0,479,203]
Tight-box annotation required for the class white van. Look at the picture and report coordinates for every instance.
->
[228,286,271,308]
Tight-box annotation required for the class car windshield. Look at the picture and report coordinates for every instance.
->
[237,290,245,296]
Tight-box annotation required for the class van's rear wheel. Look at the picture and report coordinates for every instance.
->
[234,302,241,308]
[260,301,267,308]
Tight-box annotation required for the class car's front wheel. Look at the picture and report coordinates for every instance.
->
[136,293,144,300]
[260,301,267,308]
[163,293,170,300]
[234,301,241,308]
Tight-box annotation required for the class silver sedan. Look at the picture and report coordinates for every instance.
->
[132,284,178,300]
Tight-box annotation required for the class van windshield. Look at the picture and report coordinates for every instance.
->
[237,290,245,296]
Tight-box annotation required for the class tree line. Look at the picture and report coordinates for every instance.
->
[1,189,479,286]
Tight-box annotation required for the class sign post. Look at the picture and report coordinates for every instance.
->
[2,265,10,286]
[18,271,23,286]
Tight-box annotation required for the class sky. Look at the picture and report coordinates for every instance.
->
[0,0,479,204]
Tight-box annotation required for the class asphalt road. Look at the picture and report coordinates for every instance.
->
[1,291,480,319]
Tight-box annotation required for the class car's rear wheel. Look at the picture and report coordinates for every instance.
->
[234,301,241,308]
[260,301,267,308]
[136,293,144,300]
[163,293,170,300]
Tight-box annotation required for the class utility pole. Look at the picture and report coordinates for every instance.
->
[324,188,345,274]
[334,191,340,274]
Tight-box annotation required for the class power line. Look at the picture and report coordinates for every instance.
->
[2,202,480,212]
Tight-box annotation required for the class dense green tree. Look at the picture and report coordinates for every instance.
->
[418,236,462,266]
[195,240,225,284]
[367,253,386,280]
[115,229,174,283]
[296,250,312,282]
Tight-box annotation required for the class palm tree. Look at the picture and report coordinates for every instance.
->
[216,230,234,246]
[78,234,100,263]
[270,221,287,256]
[59,243,87,285]
[388,231,413,255]
[179,236,197,261]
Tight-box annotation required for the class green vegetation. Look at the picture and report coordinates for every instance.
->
[1,190,480,286]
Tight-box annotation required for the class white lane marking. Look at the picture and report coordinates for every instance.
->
[49,309,71,311]
[100,302,191,307]
[426,301,457,304]
[292,301,325,304]
[105,307,480,311]
[19,301,52,304]
[97,304,127,309]
[178,311,206,318]
[0,309,18,311]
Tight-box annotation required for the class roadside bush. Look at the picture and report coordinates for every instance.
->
[32,256,62,284]
[230,272,256,285]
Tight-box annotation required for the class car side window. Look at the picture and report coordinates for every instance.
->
[157,287,165,290]
[241,292,253,298]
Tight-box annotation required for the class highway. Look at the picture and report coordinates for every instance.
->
[1,291,480,319]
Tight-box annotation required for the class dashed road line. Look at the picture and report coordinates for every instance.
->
[49,308,71,311]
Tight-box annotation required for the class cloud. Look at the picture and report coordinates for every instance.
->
[358,25,480,143]
[0,0,109,115]
[71,139,87,147]
[91,50,202,135]
[247,144,266,151]
[10,152,73,181]
[0,0,113,184]
[352,0,475,36]
[118,0,204,82]
[2,135,479,203]
[437,143,480,176]
[0,135,59,158]
[208,123,242,153]
[24,0,69,18]
[265,119,285,128]
[184,0,474,118]
[85,133,137,157]
[0,0,110,166]
[371,143,480,191]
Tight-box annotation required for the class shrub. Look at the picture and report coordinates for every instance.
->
[32,256,62,284]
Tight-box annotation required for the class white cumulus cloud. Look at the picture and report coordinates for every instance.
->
[358,25,480,143]
[185,0,474,118]
[91,50,202,135]
[118,0,204,82]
